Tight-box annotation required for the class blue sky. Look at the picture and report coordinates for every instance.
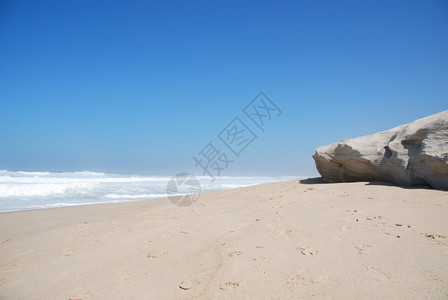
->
[1,0,447,177]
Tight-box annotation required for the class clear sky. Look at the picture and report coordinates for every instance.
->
[1,0,447,177]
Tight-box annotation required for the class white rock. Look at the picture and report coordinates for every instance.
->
[313,111,448,190]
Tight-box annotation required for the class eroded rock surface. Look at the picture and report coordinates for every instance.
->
[313,111,448,189]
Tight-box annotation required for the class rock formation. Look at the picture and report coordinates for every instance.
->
[313,110,448,189]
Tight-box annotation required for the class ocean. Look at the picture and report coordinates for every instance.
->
[0,170,297,212]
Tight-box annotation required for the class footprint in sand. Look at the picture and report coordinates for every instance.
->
[270,229,288,241]
[285,226,300,238]
[422,233,447,245]
[366,267,391,280]
[373,221,386,227]
[253,256,266,261]
[339,193,352,198]
[366,216,383,221]
[339,224,352,231]
[366,216,386,227]
[179,279,200,290]
[355,244,372,254]
[423,233,447,240]
[147,250,168,258]
[228,250,243,257]
[287,272,319,290]
[267,225,298,241]
[219,281,240,290]
[298,247,318,256]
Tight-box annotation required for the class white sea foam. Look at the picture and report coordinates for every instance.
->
[0,170,300,212]
[104,193,164,199]
[0,182,96,197]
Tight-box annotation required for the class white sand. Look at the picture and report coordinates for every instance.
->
[1,180,447,299]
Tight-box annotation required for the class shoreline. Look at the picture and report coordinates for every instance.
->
[0,195,167,215]
[0,171,299,213]
[0,178,283,215]
[1,179,447,298]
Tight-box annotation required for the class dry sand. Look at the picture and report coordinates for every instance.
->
[1,179,447,299]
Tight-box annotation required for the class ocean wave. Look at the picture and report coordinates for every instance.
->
[104,193,165,199]
[219,184,252,188]
[0,176,170,184]
[0,170,301,212]
[0,182,97,197]
[0,170,106,176]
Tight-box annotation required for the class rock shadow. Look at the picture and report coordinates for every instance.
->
[365,181,432,190]
[299,177,324,184]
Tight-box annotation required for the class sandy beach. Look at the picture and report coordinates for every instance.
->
[1,179,447,299]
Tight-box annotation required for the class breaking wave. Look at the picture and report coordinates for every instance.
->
[0,170,298,212]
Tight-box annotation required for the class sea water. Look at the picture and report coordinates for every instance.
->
[0,170,297,212]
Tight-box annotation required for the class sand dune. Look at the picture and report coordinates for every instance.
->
[1,180,447,299]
